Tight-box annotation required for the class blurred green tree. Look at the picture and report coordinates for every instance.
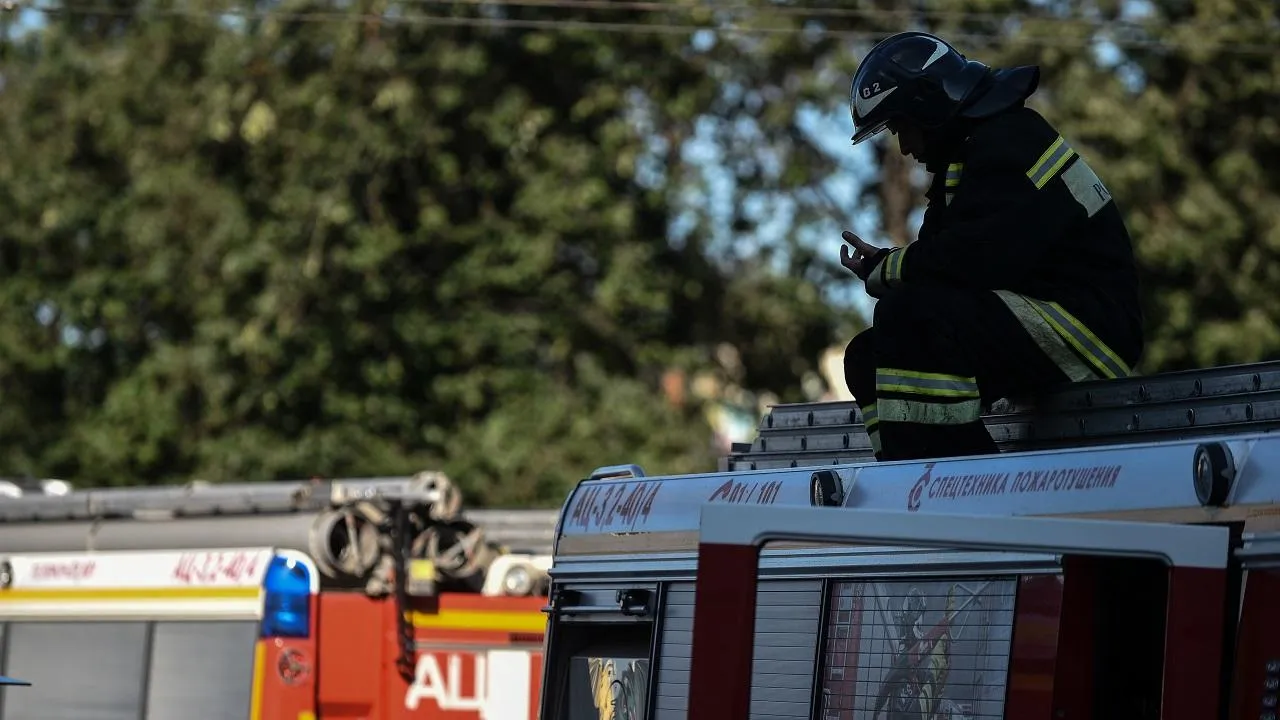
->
[3,0,1272,502]
[0,0,858,503]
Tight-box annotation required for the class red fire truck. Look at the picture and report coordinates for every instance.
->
[0,471,556,719]
[538,360,1280,720]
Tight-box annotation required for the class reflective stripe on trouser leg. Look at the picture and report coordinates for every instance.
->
[875,369,983,425]
[862,402,881,455]
[993,290,1132,381]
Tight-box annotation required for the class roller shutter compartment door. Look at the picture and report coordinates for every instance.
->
[1,622,149,720]
[144,621,259,720]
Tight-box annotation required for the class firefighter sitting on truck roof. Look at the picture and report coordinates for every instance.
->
[838,31,1144,461]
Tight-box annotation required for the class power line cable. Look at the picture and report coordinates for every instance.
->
[14,1,1279,54]
[394,0,1278,35]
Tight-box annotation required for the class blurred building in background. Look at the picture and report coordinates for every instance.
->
[662,342,854,455]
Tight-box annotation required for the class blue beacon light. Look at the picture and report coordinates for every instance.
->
[261,555,312,639]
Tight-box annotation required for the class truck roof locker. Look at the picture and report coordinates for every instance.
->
[1228,530,1280,720]
[686,504,1230,720]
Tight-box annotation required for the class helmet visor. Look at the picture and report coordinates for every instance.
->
[852,118,889,146]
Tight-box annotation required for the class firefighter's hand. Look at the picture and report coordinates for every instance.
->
[840,230,888,282]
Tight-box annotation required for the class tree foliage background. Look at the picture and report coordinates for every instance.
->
[0,0,1275,504]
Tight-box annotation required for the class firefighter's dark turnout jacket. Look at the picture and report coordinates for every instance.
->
[845,105,1144,461]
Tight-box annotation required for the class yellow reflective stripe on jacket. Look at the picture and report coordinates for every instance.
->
[874,369,982,426]
[861,402,879,431]
[866,248,904,296]
[996,291,1098,382]
[861,403,881,454]
[945,163,963,187]
[876,368,979,398]
[994,290,1132,381]
[878,397,983,425]
[883,248,905,283]
[885,248,905,283]
[1027,136,1077,189]
[1026,299,1132,379]
[945,163,963,205]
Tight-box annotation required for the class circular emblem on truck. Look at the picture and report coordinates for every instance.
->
[276,647,312,686]
[906,463,933,512]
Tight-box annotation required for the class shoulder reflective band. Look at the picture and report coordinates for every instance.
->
[1027,136,1076,189]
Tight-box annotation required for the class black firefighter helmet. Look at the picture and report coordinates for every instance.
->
[849,31,1042,145]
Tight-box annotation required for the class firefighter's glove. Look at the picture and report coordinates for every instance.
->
[840,230,903,298]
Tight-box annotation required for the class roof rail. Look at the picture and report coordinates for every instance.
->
[0,475,437,524]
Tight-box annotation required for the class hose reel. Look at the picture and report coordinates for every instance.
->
[308,502,384,584]
[411,520,503,593]
[306,471,505,594]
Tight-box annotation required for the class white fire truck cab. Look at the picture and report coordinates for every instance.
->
[539,360,1280,720]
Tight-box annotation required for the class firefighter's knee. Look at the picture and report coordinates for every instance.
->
[844,329,874,378]
[871,285,939,333]
[844,329,876,401]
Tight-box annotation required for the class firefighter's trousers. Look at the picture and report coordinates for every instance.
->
[844,285,1119,461]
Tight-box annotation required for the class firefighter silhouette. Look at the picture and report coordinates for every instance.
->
[871,586,961,720]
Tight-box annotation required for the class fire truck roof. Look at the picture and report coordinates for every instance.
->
[556,430,1276,556]
[554,360,1280,558]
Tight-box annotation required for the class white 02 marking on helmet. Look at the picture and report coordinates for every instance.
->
[854,85,897,119]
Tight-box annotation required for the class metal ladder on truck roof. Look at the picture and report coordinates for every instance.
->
[723,359,1280,470]
[684,504,1234,720]
[0,473,560,557]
